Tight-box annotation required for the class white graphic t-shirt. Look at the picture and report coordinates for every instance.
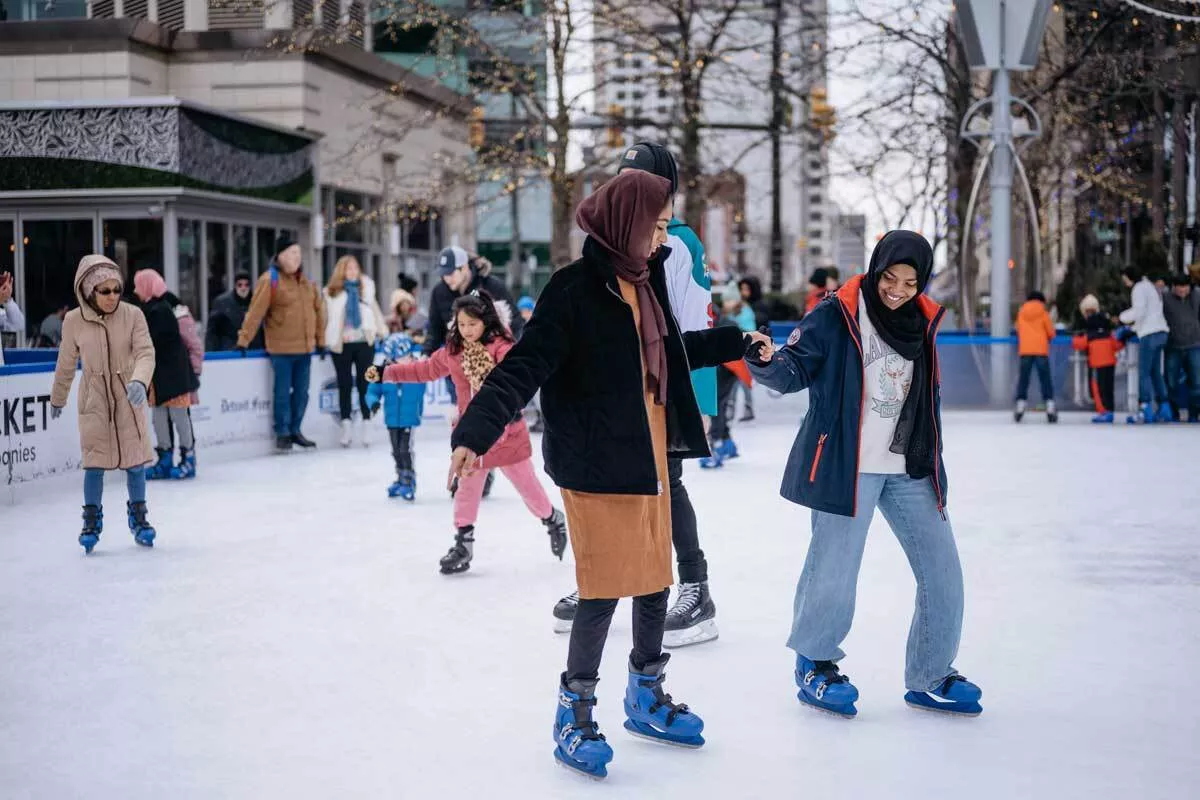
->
[858,292,913,474]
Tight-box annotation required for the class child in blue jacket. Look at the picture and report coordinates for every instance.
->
[367,294,426,499]
[747,230,981,719]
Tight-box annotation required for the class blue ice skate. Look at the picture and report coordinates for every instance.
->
[127,501,156,547]
[715,438,739,460]
[699,450,724,469]
[622,654,705,748]
[1155,403,1175,424]
[80,504,102,554]
[387,470,415,501]
[1091,411,1114,424]
[795,655,859,718]
[1126,402,1155,424]
[170,448,196,479]
[554,675,613,780]
[146,449,173,480]
[904,674,983,717]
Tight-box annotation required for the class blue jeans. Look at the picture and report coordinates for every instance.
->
[1137,332,1169,404]
[83,466,146,506]
[788,473,964,692]
[1165,346,1200,413]
[1015,355,1054,402]
[271,354,312,437]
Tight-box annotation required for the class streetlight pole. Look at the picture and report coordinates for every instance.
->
[989,64,1013,340]
[769,0,784,293]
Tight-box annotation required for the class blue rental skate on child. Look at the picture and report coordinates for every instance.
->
[387,470,416,500]
[795,655,859,718]
[622,654,705,747]
[554,676,614,780]
[904,674,983,716]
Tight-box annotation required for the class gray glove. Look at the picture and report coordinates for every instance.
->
[51,405,63,420]
[126,380,147,408]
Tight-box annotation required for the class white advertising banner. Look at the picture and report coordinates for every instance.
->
[1,353,457,504]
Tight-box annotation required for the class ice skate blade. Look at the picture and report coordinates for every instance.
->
[662,619,719,649]
[798,694,857,719]
[904,695,982,717]
[553,618,573,634]
[439,565,471,575]
[553,749,607,780]
[623,720,704,748]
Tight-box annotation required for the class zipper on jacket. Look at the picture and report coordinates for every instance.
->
[808,433,828,483]
[835,298,867,517]
[100,320,123,468]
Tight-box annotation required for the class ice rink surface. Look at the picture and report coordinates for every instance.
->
[2,411,1197,799]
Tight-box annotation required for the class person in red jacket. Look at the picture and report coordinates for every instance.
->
[1014,290,1058,423]
[1072,294,1124,424]
[366,293,567,575]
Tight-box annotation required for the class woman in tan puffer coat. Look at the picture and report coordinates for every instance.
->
[50,255,159,554]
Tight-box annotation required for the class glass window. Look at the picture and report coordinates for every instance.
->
[232,225,254,277]
[2,0,88,20]
[257,227,276,276]
[333,191,365,244]
[408,215,433,252]
[21,219,94,340]
[103,218,163,277]
[178,219,201,318]
[0,220,13,276]
[205,222,229,313]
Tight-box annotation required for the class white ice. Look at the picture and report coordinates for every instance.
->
[1,410,1197,799]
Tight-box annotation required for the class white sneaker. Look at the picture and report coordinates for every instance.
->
[339,419,352,447]
[356,417,369,448]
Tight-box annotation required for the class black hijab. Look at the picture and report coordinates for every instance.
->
[861,231,938,481]
[862,230,934,361]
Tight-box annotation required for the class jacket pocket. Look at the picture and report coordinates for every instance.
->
[808,433,828,483]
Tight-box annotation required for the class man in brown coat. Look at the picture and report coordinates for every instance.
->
[236,234,326,452]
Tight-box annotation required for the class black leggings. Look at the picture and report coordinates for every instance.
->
[566,589,669,682]
[710,365,739,441]
[333,341,374,420]
[668,458,707,583]
[389,427,413,474]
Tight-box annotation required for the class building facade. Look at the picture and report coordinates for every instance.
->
[592,0,832,291]
[0,5,474,344]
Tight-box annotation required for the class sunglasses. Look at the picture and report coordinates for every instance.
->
[236,282,251,288]
[94,287,121,296]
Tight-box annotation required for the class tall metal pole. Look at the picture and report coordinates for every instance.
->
[769,0,784,292]
[989,67,1013,339]
[987,3,1015,405]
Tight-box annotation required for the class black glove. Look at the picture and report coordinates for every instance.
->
[744,325,772,364]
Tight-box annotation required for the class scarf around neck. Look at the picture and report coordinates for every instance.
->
[861,231,938,480]
[344,279,363,330]
[575,170,674,405]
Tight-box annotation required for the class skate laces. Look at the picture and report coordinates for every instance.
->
[559,590,579,608]
[640,673,690,724]
[667,583,701,619]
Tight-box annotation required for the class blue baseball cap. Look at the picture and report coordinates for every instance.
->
[437,246,470,276]
[517,296,535,312]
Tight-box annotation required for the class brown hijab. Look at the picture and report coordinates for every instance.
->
[575,170,673,404]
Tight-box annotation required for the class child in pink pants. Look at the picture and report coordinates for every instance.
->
[368,292,568,575]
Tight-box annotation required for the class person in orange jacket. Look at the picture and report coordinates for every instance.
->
[1072,294,1124,424]
[1014,290,1058,423]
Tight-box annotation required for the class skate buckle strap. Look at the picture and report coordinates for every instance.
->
[560,694,604,743]
[806,661,849,699]
[640,673,690,725]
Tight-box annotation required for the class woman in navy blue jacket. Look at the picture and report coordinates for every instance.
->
[748,230,982,718]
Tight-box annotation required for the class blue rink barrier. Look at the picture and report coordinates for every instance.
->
[766,325,1133,411]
